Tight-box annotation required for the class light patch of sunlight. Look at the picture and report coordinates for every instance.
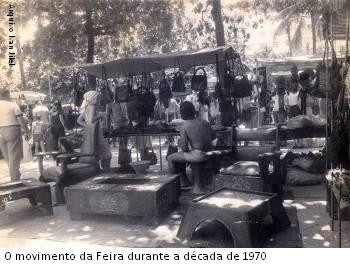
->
[323,241,331,247]
[312,233,325,240]
[313,215,321,219]
[304,220,315,224]
[321,225,331,231]
[66,228,76,233]
[126,184,161,191]
[49,221,55,225]
[82,226,93,232]
[42,19,50,27]
[127,236,136,240]
[200,197,265,208]
[19,19,37,43]
[292,202,307,209]
[171,214,182,219]
[37,233,51,238]
[153,226,178,243]
[0,228,14,235]
[74,235,90,240]
[135,237,149,243]
[106,239,124,246]
[304,201,327,206]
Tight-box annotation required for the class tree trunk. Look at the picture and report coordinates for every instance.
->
[84,1,96,89]
[15,21,27,91]
[211,0,225,46]
[311,12,317,55]
[286,23,292,56]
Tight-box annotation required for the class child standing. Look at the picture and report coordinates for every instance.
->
[32,115,46,158]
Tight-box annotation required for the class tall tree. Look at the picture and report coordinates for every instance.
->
[211,0,225,46]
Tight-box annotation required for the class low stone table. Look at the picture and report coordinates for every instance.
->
[177,188,290,247]
[0,179,53,215]
[65,173,180,224]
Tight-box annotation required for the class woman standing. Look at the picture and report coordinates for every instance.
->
[48,101,67,151]
[78,91,111,172]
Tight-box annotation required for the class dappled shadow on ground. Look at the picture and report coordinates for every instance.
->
[0,198,185,247]
[292,184,350,248]
[0,187,303,248]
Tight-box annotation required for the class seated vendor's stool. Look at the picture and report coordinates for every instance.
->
[177,188,290,247]
[0,179,53,215]
[189,152,222,195]
[65,173,180,225]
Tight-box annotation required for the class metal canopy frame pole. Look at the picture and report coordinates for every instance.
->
[325,18,329,176]
[48,73,52,100]
[345,9,349,62]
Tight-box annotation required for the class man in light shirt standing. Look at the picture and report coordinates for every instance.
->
[0,89,29,181]
[32,100,49,124]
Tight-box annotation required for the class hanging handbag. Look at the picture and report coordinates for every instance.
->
[118,148,132,165]
[99,66,113,108]
[171,71,186,92]
[223,53,235,97]
[115,78,132,103]
[312,97,320,115]
[73,73,86,107]
[143,147,157,165]
[159,73,172,108]
[313,40,341,100]
[231,74,252,98]
[191,67,207,92]
[166,144,178,160]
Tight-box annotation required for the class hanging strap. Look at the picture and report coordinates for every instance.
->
[216,53,220,82]
[193,67,207,77]
[83,73,89,89]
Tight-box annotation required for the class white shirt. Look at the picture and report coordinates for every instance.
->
[0,100,22,127]
[199,104,209,122]
[272,95,280,112]
[33,105,49,124]
[286,92,300,106]
[167,99,179,114]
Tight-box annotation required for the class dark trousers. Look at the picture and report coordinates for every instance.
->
[300,96,307,115]
[50,128,65,151]
[168,151,187,175]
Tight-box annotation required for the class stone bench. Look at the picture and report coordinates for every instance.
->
[0,179,53,215]
[65,173,180,225]
[177,187,290,247]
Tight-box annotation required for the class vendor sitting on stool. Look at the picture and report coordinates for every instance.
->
[167,101,217,191]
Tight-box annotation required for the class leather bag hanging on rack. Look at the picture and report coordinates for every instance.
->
[158,72,172,108]
[171,59,186,93]
[73,72,87,107]
[191,67,208,92]
[223,53,235,97]
[313,39,341,100]
[232,74,252,98]
[214,53,224,100]
[115,76,133,103]
[230,53,252,98]
[172,70,186,92]
[99,66,113,108]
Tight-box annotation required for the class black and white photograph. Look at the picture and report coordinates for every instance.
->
[0,0,349,254]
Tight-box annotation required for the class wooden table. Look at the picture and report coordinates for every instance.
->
[0,179,53,215]
[104,128,232,171]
